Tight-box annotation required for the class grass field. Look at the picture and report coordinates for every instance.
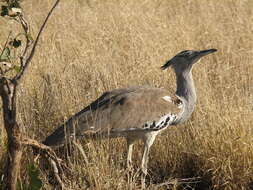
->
[0,0,253,189]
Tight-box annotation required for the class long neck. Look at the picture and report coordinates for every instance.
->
[175,69,197,123]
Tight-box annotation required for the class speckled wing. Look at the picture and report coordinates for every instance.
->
[43,86,183,146]
[103,87,183,133]
[74,86,183,134]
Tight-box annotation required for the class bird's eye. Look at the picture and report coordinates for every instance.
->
[177,50,192,57]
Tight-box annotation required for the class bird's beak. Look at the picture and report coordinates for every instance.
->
[192,49,217,64]
[197,49,217,58]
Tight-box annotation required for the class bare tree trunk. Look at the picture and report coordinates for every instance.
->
[5,131,23,190]
[0,79,23,190]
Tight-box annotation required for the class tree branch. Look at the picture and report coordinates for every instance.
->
[22,137,70,189]
[13,0,60,83]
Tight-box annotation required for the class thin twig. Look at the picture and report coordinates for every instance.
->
[49,158,66,190]
[14,0,60,83]
[0,31,11,58]
[0,32,11,78]
[152,177,201,190]
[72,140,89,165]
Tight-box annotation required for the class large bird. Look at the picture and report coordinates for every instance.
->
[43,49,217,187]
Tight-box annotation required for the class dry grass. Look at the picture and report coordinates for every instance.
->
[0,0,253,189]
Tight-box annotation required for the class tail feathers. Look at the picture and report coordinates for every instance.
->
[43,124,72,147]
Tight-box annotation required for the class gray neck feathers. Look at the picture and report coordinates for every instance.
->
[175,69,197,124]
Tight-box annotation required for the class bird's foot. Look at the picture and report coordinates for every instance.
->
[140,169,151,189]
[141,172,146,189]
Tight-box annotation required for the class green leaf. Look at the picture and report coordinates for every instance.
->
[27,33,33,42]
[16,180,22,190]
[0,47,11,61]
[27,164,38,178]
[1,6,8,17]
[27,164,42,190]
[9,1,21,9]
[9,39,22,48]
[28,179,42,190]
[13,65,21,73]
[17,180,29,190]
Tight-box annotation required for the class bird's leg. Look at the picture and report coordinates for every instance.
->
[141,134,156,189]
[126,138,134,170]
[126,138,135,186]
[141,144,150,189]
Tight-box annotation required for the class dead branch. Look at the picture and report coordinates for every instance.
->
[14,0,60,84]
[22,137,70,189]
[152,177,201,190]
[49,158,66,190]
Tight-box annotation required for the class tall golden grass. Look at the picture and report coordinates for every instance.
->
[0,0,252,189]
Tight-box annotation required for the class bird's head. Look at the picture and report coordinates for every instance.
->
[161,49,217,73]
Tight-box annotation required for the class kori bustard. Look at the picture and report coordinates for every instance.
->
[43,48,217,186]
